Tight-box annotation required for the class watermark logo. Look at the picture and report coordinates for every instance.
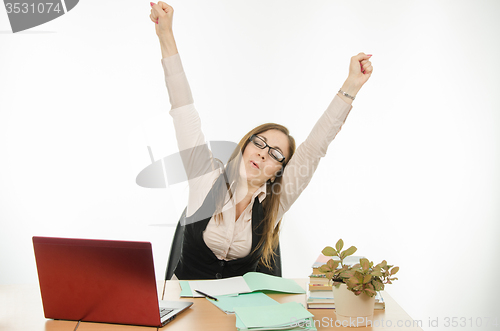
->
[136,141,239,226]
[4,0,79,33]
[136,141,237,189]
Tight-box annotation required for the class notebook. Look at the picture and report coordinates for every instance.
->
[32,236,193,327]
[179,272,306,297]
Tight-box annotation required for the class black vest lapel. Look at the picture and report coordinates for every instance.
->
[174,175,266,280]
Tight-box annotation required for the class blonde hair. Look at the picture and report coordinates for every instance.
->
[213,123,296,269]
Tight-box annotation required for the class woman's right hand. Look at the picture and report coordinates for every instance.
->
[150,1,174,38]
[150,2,178,57]
[337,53,373,104]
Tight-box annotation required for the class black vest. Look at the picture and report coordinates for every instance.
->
[174,175,266,280]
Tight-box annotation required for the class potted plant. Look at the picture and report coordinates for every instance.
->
[318,239,399,327]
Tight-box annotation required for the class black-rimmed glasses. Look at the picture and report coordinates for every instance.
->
[249,135,285,163]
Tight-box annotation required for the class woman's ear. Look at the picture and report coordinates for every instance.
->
[275,166,284,178]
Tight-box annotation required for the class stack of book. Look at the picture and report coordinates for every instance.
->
[308,254,333,295]
[307,291,385,309]
[307,254,385,310]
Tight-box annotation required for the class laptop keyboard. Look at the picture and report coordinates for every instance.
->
[160,308,174,318]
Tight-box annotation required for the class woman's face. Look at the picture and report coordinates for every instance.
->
[240,129,290,188]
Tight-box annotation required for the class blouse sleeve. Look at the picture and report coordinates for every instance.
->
[276,95,353,221]
[162,54,220,217]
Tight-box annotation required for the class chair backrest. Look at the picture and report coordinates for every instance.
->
[164,208,282,281]
[164,208,187,281]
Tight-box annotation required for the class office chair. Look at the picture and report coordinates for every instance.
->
[162,207,282,297]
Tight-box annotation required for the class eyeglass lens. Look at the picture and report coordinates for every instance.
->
[251,136,285,162]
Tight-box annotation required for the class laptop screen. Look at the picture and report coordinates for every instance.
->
[33,236,163,326]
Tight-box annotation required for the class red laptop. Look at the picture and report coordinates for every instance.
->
[32,236,192,327]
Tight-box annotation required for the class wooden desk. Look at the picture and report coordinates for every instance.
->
[156,279,423,331]
[0,280,423,331]
[0,284,78,331]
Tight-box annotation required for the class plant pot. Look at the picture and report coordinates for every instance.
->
[332,283,375,328]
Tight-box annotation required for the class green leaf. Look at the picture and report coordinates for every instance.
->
[325,272,334,280]
[322,246,336,256]
[341,270,355,278]
[363,288,376,297]
[372,279,384,291]
[343,246,357,258]
[347,276,360,287]
[335,239,344,252]
[327,259,339,270]
[318,265,331,273]
[371,270,383,277]
[390,266,400,275]
[360,258,370,271]
[363,274,372,284]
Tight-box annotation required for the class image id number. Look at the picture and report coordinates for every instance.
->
[444,317,498,328]
[6,2,62,14]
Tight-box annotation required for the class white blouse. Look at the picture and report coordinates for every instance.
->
[162,54,353,261]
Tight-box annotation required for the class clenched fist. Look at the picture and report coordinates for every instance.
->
[150,1,174,38]
[149,2,178,57]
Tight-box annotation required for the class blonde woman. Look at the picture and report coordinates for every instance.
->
[150,2,373,280]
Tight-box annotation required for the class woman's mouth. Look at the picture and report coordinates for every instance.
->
[250,161,259,169]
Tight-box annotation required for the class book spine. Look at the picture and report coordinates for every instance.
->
[308,284,333,291]
[307,303,386,310]
[311,268,324,275]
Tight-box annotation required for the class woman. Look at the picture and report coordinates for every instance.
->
[149,2,373,280]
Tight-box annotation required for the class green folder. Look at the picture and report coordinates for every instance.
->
[207,292,280,314]
[234,302,316,330]
[236,316,317,331]
[180,272,305,297]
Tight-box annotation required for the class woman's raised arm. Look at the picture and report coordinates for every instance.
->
[150,2,193,109]
[277,53,373,220]
[149,3,219,217]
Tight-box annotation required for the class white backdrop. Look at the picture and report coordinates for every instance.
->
[1,1,499,330]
